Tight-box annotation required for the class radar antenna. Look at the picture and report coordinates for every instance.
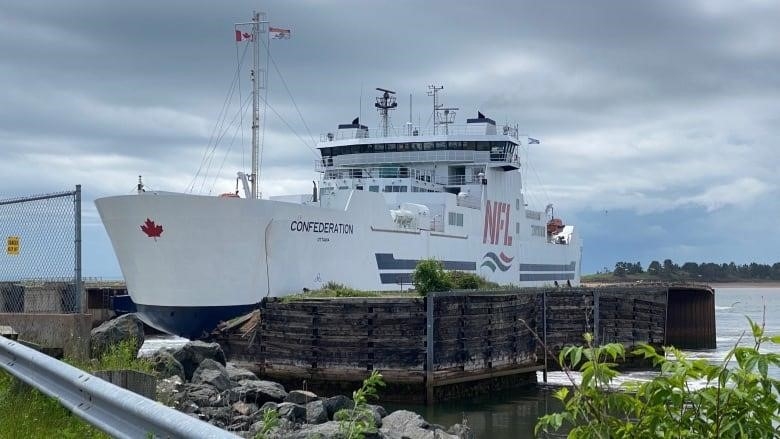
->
[374,87,397,137]
[428,85,457,135]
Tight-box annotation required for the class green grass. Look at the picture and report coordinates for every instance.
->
[282,281,418,302]
[0,338,155,438]
[0,370,109,438]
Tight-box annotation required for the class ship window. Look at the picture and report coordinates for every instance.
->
[423,142,434,151]
[434,142,446,150]
[398,143,410,151]
[448,212,464,227]
[465,141,477,150]
[516,198,520,210]
[369,186,379,192]
[375,144,385,152]
[356,185,363,190]
[412,142,423,151]
[448,141,463,150]
[532,225,546,237]
[387,143,398,152]
[476,141,491,151]
[516,222,520,234]
[338,186,349,190]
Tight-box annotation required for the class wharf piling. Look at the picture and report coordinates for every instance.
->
[218,283,716,404]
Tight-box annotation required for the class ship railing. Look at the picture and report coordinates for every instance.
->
[320,124,520,141]
[434,175,483,186]
[315,150,517,171]
[526,210,542,221]
[322,166,430,180]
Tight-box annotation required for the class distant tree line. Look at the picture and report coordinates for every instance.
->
[611,259,780,281]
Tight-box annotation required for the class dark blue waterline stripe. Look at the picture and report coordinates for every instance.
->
[380,272,413,284]
[135,303,257,339]
[518,273,575,281]
[518,262,576,272]
[375,253,476,271]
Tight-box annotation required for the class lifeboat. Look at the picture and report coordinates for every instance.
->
[547,218,564,235]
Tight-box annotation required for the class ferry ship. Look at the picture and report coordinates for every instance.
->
[95,13,582,338]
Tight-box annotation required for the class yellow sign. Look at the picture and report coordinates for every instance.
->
[6,236,20,255]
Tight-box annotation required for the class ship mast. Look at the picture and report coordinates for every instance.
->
[374,88,397,137]
[236,11,267,199]
[250,11,262,199]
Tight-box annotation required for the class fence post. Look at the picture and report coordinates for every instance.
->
[425,292,435,405]
[542,290,547,383]
[593,290,600,345]
[74,185,83,313]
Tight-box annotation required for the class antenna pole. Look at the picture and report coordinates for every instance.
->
[409,93,413,135]
[250,11,260,199]
[427,85,443,135]
[374,87,397,137]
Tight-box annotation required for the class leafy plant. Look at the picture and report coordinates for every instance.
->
[336,370,385,439]
[412,259,452,296]
[254,407,280,439]
[535,317,780,438]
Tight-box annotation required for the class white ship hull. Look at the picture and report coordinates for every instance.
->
[96,171,581,338]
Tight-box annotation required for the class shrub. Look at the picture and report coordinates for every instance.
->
[535,318,780,438]
[447,271,483,289]
[412,259,452,296]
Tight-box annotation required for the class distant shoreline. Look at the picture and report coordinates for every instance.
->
[582,280,780,289]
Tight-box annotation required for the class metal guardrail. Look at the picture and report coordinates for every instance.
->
[0,336,238,439]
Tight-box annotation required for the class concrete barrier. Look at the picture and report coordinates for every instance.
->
[0,313,91,360]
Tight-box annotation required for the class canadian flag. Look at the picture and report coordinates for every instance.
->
[235,30,253,42]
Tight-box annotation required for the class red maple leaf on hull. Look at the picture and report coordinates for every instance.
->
[140,218,163,240]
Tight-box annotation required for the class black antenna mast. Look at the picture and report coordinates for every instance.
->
[375,87,397,137]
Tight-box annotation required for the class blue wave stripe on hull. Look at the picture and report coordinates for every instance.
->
[518,273,576,281]
[379,272,413,284]
[375,253,476,271]
[135,303,257,339]
[518,262,577,272]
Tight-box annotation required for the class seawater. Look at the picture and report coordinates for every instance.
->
[139,287,779,438]
[397,287,780,438]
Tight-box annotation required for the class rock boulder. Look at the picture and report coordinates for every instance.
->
[90,313,145,359]
[151,350,185,380]
[170,341,226,380]
[228,379,288,404]
[191,358,232,392]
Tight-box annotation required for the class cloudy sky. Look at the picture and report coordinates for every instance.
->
[1,0,778,277]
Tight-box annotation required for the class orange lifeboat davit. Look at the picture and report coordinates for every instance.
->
[547,218,564,235]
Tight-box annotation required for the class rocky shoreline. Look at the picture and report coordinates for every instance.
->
[93,314,472,439]
[153,341,470,439]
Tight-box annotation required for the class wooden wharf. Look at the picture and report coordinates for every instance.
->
[217,283,715,404]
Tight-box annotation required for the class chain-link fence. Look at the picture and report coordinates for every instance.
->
[0,186,82,313]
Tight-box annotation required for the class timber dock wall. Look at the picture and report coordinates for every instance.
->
[220,283,715,404]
